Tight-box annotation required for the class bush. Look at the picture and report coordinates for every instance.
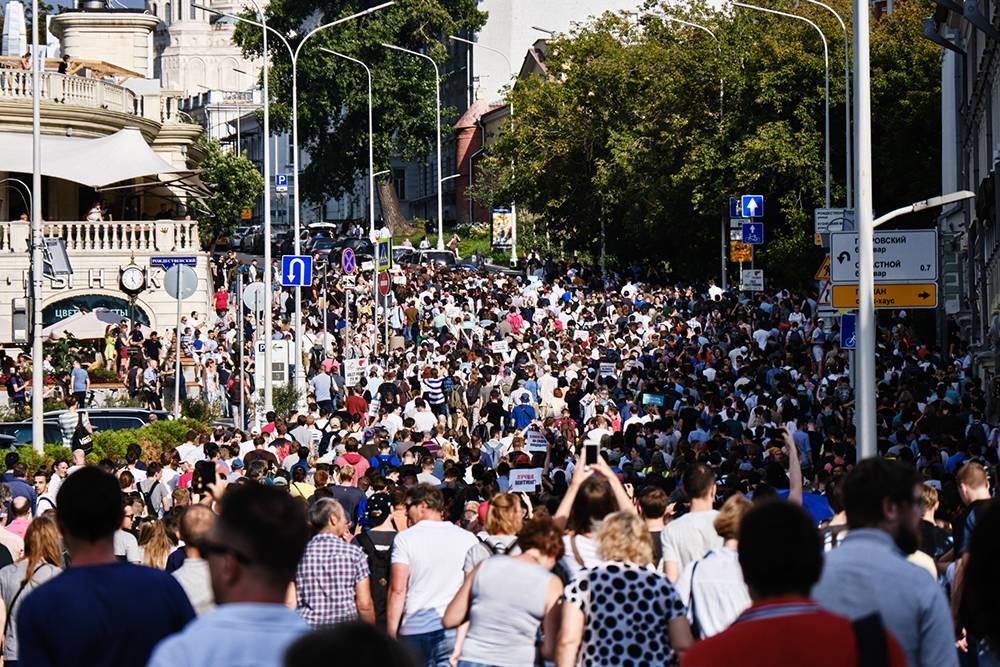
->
[15,444,73,472]
[180,398,220,424]
[88,368,120,383]
[87,417,210,464]
[272,384,302,421]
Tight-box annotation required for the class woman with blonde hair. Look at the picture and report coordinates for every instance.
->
[557,511,693,666]
[464,492,523,572]
[0,516,63,663]
[138,520,175,570]
[674,493,752,639]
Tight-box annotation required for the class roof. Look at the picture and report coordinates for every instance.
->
[0,127,188,188]
[453,99,505,130]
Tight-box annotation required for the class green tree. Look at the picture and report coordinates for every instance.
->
[473,0,940,282]
[196,138,264,251]
[232,0,485,233]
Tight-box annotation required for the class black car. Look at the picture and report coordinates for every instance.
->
[401,250,458,268]
[0,421,65,446]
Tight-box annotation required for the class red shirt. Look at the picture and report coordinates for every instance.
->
[344,395,368,420]
[680,597,908,667]
[213,291,229,310]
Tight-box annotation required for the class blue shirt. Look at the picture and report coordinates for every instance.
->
[511,404,536,430]
[148,603,308,667]
[18,562,195,667]
[71,367,89,393]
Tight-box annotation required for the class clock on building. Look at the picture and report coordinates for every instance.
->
[120,265,146,295]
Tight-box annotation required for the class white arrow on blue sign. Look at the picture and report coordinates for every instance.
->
[742,222,764,245]
[840,313,857,350]
[280,254,312,287]
[740,195,764,218]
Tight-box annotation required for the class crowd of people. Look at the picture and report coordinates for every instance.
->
[0,242,995,667]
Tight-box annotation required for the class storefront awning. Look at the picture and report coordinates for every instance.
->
[0,127,191,188]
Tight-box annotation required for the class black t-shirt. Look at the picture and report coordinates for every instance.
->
[919,520,951,561]
[143,339,162,361]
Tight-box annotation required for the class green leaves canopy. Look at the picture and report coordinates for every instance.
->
[472,0,940,281]
[197,138,264,246]
[232,0,485,205]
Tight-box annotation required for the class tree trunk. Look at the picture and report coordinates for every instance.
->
[377,176,420,237]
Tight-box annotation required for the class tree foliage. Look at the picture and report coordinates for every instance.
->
[232,0,486,213]
[472,0,940,281]
[196,138,264,248]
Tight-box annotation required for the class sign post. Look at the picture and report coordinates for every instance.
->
[830,230,938,284]
[740,269,764,291]
[165,265,198,419]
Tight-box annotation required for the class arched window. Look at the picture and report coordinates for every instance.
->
[165,2,171,24]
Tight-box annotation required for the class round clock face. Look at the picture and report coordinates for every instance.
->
[121,267,144,292]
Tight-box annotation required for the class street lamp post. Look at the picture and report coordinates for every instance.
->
[734,2,830,209]
[799,0,852,207]
[31,0,43,453]
[382,43,444,251]
[448,35,519,264]
[195,2,392,409]
[659,16,726,289]
[318,47,378,359]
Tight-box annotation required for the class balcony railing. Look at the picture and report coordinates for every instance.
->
[0,219,201,254]
[0,70,138,115]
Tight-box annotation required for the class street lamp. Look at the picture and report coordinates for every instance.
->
[657,15,726,289]
[318,47,379,359]
[195,2,393,409]
[448,34,519,264]
[30,0,43,453]
[797,0,852,207]
[873,191,975,227]
[382,43,445,250]
[733,2,830,209]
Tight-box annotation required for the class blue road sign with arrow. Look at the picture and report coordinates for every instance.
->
[840,313,857,350]
[280,255,312,287]
[741,195,764,218]
[742,222,764,244]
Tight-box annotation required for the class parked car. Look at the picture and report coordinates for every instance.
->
[0,421,65,446]
[0,407,170,447]
[401,249,458,268]
[458,253,524,276]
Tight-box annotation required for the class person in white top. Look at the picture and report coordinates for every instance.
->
[387,484,478,665]
[661,462,724,582]
[674,494,752,638]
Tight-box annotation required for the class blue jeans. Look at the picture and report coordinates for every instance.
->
[457,662,494,667]
[400,628,456,667]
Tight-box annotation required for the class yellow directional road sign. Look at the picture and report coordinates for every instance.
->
[831,283,937,309]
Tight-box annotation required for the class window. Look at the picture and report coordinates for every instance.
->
[392,168,407,201]
[190,3,196,20]
[165,3,171,24]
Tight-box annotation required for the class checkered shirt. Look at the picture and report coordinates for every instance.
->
[295,534,370,628]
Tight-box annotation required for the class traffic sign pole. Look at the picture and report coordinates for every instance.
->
[237,272,245,430]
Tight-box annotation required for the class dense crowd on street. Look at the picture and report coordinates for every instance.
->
[0,236,996,667]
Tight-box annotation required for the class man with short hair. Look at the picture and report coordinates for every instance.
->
[6,496,30,537]
[812,459,957,667]
[17,467,195,666]
[387,484,478,665]
[295,498,374,628]
[662,463,723,582]
[680,501,907,667]
[171,505,216,616]
[70,357,90,406]
[139,462,172,518]
[34,469,56,513]
[148,483,310,667]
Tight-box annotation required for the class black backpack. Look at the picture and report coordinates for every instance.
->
[141,480,161,517]
[355,531,395,626]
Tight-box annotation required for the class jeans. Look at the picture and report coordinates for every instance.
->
[400,628,456,667]
[457,662,495,667]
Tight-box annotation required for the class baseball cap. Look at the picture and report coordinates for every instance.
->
[365,493,393,525]
[272,477,288,488]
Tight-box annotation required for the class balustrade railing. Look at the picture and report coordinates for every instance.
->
[0,70,138,114]
[0,219,201,253]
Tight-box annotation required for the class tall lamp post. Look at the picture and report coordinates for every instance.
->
[318,47,378,359]
[799,0,852,207]
[30,0,43,453]
[658,16,725,288]
[733,2,830,209]
[195,2,393,407]
[448,35,519,264]
[382,43,444,251]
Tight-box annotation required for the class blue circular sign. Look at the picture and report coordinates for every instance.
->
[341,247,357,275]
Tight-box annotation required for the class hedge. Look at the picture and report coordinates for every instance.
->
[13,418,212,471]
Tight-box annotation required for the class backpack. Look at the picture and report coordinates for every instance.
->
[355,531,395,625]
[141,480,161,517]
[967,420,988,447]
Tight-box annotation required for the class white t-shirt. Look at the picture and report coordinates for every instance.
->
[660,510,723,573]
[391,519,478,635]
[559,533,605,580]
[674,547,751,638]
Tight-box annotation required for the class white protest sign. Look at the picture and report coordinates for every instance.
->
[524,430,549,452]
[509,468,542,493]
[599,362,616,377]
[491,340,509,354]
[574,329,589,341]
[344,357,368,386]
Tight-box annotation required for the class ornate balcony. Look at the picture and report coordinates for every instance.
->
[0,219,201,254]
[0,70,138,115]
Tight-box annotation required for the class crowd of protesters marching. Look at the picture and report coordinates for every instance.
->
[0,237,996,667]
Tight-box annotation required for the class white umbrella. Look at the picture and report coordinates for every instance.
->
[42,308,147,341]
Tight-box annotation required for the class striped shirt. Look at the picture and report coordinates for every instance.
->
[422,377,445,405]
